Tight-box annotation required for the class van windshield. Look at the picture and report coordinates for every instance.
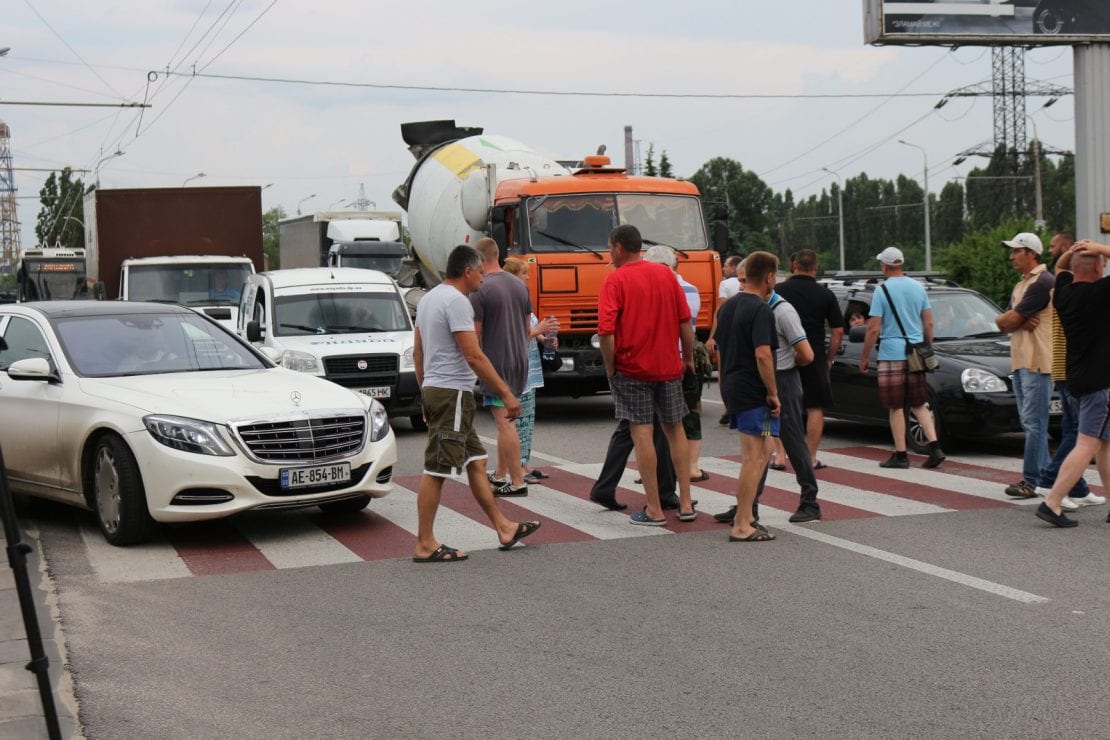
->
[128,263,252,306]
[273,291,411,335]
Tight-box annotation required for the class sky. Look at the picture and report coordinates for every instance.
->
[1,0,1078,248]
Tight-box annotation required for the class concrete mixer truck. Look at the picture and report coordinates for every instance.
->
[393,120,725,396]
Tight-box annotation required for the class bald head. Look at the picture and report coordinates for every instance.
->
[475,237,499,264]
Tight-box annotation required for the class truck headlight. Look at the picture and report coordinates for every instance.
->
[559,356,574,372]
[144,415,236,456]
[961,368,1007,393]
[368,399,390,442]
[401,346,415,369]
[281,349,320,373]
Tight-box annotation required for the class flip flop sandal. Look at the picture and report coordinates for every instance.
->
[677,509,697,522]
[813,461,829,470]
[629,508,667,527]
[729,529,776,542]
[499,521,542,550]
[413,544,469,563]
[690,470,711,482]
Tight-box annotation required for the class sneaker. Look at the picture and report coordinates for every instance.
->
[493,481,528,497]
[1004,480,1037,499]
[922,447,946,469]
[1069,493,1106,507]
[879,453,909,469]
[718,413,729,426]
[1035,502,1078,528]
[788,507,822,523]
[487,472,507,487]
[1034,486,1051,497]
[1060,497,1079,511]
[713,505,737,524]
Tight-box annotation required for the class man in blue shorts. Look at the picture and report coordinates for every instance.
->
[715,251,781,542]
[1036,240,1110,528]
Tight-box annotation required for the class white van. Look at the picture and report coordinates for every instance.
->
[238,267,423,429]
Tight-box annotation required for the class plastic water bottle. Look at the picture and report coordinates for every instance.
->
[542,316,558,361]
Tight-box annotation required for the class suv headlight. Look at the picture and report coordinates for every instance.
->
[368,399,390,442]
[401,346,415,369]
[961,368,1007,393]
[144,415,236,456]
[281,349,320,373]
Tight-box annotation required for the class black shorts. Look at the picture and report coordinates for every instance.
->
[797,361,834,410]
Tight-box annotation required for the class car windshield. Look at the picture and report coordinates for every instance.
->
[127,263,252,306]
[526,193,708,252]
[339,255,403,275]
[21,259,88,301]
[54,312,267,377]
[273,291,411,336]
[931,291,1003,340]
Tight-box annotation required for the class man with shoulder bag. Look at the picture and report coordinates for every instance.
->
[859,247,946,469]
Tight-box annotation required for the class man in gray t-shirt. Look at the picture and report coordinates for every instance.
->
[411,244,541,563]
[470,238,533,496]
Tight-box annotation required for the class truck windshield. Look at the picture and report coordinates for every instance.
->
[338,255,404,276]
[273,291,411,336]
[20,259,89,301]
[128,263,252,306]
[526,193,708,253]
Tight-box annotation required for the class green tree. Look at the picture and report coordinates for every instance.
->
[938,219,1036,307]
[262,205,286,269]
[36,168,89,248]
[690,157,774,256]
[643,143,657,177]
[659,150,673,179]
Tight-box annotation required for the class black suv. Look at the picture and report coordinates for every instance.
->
[823,274,1061,453]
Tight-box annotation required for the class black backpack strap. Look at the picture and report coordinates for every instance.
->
[879,283,909,341]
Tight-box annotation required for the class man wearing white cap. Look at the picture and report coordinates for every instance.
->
[860,247,946,469]
[996,232,1055,500]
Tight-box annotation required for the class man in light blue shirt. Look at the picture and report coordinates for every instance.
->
[860,247,946,469]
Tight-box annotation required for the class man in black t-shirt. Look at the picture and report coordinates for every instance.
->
[1036,240,1110,529]
[776,249,844,468]
[716,251,781,542]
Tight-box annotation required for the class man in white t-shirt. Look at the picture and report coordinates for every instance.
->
[707,254,742,424]
[411,245,541,563]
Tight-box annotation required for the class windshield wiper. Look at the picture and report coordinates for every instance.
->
[279,322,325,334]
[325,325,390,333]
[533,229,605,261]
[641,238,688,259]
[964,330,1006,338]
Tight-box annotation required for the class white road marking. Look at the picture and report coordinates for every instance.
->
[236,517,362,569]
[372,483,500,553]
[779,524,1050,604]
[80,525,190,583]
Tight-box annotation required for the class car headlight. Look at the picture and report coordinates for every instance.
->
[961,368,1007,393]
[368,399,390,442]
[144,415,236,456]
[281,349,320,373]
[401,346,415,369]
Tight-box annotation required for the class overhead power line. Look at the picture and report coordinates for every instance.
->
[155,69,953,100]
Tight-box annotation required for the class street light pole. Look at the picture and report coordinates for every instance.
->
[822,167,846,272]
[296,194,317,216]
[182,172,206,187]
[1025,115,1044,228]
[94,149,124,188]
[898,140,931,271]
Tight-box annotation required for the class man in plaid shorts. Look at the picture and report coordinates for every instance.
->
[859,247,946,469]
[598,224,696,526]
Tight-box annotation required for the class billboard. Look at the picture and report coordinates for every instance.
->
[864,1,1110,45]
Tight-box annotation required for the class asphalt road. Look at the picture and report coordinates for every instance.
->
[20,384,1110,738]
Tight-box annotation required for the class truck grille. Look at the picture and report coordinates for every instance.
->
[235,415,366,462]
[324,354,398,375]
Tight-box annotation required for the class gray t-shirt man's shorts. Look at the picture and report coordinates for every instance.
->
[415,284,487,477]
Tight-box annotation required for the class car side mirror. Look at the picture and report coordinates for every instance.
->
[849,325,867,343]
[7,357,59,383]
[246,320,263,343]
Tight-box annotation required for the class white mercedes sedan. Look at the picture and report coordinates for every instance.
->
[0,301,397,546]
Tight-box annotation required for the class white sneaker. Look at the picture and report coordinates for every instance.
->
[1059,497,1079,511]
[1034,486,1051,497]
[1069,493,1107,508]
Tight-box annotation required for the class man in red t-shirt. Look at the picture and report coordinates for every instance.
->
[598,224,696,525]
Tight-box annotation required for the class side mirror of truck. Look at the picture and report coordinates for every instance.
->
[246,320,263,343]
[490,206,509,257]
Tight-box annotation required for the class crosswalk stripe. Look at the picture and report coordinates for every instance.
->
[72,443,1105,582]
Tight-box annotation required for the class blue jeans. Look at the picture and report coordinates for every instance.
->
[1012,369,1052,486]
[1038,382,1090,498]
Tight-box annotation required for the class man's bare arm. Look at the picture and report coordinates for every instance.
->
[600,335,616,378]
[754,345,780,415]
[413,327,425,387]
